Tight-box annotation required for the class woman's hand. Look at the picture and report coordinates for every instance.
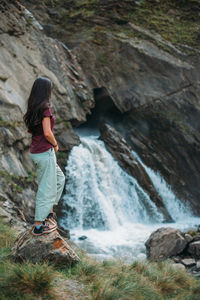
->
[54,145,59,152]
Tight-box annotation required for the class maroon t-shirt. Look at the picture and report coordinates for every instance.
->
[30,107,55,153]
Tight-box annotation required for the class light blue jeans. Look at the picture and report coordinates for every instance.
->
[29,148,65,221]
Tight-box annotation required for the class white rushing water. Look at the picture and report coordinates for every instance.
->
[60,135,200,262]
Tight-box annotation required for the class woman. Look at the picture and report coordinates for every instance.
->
[23,77,65,236]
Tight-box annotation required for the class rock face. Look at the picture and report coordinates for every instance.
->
[0,0,93,218]
[12,228,80,265]
[145,227,188,261]
[1,0,200,225]
[100,123,172,222]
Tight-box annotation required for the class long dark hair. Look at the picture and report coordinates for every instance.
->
[23,77,52,133]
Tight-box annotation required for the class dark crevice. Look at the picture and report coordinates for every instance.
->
[76,86,124,132]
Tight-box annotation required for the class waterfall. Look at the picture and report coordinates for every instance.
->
[60,135,199,261]
[132,150,192,222]
[61,137,163,230]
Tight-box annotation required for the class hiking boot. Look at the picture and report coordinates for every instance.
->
[31,222,57,236]
[45,212,57,225]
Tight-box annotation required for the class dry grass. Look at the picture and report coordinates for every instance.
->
[61,253,200,300]
[1,218,200,299]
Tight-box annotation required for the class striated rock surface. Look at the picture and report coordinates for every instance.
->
[100,123,172,222]
[12,228,80,265]
[0,0,93,217]
[145,227,188,261]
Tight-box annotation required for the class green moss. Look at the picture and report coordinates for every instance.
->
[56,151,67,159]
[44,0,200,52]
[55,118,72,129]
[0,117,20,129]
[95,52,109,67]
[128,0,200,49]
[0,170,36,194]
[186,230,200,237]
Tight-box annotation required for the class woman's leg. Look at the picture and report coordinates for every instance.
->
[30,149,57,222]
[54,163,65,205]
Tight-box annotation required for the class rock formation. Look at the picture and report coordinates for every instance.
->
[0,0,93,219]
[145,227,189,261]
[12,228,80,265]
[145,226,200,277]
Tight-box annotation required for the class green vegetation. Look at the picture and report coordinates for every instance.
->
[128,0,200,50]
[56,151,67,159]
[55,117,72,129]
[95,52,110,67]
[60,253,200,299]
[42,0,200,52]
[1,218,200,299]
[0,170,37,194]
[0,117,20,129]
[0,218,58,299]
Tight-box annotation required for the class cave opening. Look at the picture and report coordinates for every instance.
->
[76,87,123,135]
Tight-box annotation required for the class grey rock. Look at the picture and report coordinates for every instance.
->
[145,227,188,261]
[184,234,193,243]
[181,258,196,267]
[57,129,81,152]
[16,188,36,216]
[196,260,200,270]
[193,235,200,242]
[0,150,28,177]
[188,241,200,257]
[12,229,80,265]
[172,263,186,270]
[0,128,15,146]
[0,206,12,224]
[173,256,180,263]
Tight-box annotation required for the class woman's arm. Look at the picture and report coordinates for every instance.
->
[42,117,59,152]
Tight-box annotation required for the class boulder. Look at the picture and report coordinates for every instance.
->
[172,263,186,270]
[100,123,173,222]
[181,258,196,267]
[145,227,188,261]
[12,229,80,266]
[188,241,200,258]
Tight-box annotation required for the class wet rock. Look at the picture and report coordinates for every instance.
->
[145,227,188,261]
[188,241,200,258]
[100,123,173,222]
[78,235,88,241]
[12,229,80,266]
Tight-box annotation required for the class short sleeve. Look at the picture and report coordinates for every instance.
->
[43,107,53,118]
